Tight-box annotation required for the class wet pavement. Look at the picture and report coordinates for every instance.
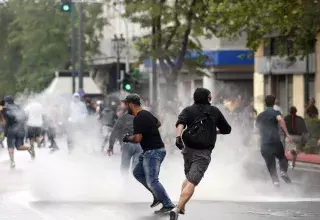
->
[1,194,320,220]
[1,143,320,220]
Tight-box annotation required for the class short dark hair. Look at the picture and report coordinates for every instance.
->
[123,94,141,106]
[290,106,297,115]
[265,95,276,107]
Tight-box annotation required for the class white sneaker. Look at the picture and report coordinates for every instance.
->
[10,161,16,168]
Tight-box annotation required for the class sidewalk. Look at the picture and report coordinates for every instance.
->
[286,152,320,164]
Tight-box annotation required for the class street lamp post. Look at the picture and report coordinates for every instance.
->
[112,34,126,91]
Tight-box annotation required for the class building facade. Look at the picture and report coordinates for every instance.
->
[254,35,320,117]
[176,35,254,105]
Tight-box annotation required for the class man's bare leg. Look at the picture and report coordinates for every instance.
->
[176,180,195,212]
[8,148,15,168]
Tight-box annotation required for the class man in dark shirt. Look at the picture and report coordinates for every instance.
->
[107,101,142,175]
[122,94,175,214]
[284,106,308,169]
[2,96,35,168]
[256,95,293,186]
[170,88,231,220]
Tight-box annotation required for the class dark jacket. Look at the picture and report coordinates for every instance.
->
[176,88,231,150]
[109,112,134,149]
[284,114,308,136]
[2,104,27,134]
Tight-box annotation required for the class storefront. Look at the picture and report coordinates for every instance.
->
[255,50,316,115]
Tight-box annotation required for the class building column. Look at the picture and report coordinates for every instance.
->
[315,33,320,118]
[203,71,215,98]
[253,72,264,113]
[254,42,265,113]
[293,74,305,116]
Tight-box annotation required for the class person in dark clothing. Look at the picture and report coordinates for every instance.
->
[2,96,35,168]
[256,95,293,187]
[100,103,118,152]
[107,101,142,175]
[170,88,231,220]
[284,106,308,169]
[305,97,319,119]
[122,94,175,215]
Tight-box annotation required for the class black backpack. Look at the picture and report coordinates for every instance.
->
[182,105,215,149]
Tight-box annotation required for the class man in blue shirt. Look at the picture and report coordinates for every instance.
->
[256,95,293,186]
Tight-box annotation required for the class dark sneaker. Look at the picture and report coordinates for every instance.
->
[170,209,179,220]
[154,206,174,215]
[150,198,161,208]
[28,145,35,160]
[280,171,291,184]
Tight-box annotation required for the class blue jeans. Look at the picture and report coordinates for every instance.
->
[133,148,174,208]
[121,142,142,175]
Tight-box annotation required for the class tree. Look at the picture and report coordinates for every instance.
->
[124,0,214,99]
[206,0,320,58]
[0,0,107,96]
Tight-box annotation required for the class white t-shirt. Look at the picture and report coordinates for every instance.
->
[25,102,44,127]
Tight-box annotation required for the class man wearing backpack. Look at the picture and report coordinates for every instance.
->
[170,88,231,220]
[2,96,35,168]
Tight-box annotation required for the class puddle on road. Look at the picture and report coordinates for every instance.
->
[247,210,319,217]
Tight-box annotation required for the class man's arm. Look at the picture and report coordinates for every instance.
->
[175,108,188,136]
[216,109,231,135]
[128,116,144,143]
[108,116,123,149]
[276,115,292,141]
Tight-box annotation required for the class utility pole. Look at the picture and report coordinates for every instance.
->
[112,34,126,91]
[71,2,76,94]
[78,2,84,90]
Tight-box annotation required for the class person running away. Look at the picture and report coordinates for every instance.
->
[2,96,35,168]
[107,100,142,175]
[170,88,231,220]
[122,94,175,214]
[24,100,45,149]
[284,106,308,169]
[255,95,293,187]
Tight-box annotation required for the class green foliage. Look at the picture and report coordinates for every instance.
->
[206,0,320,58]
[0,0,107,97]
[124,0,214,79]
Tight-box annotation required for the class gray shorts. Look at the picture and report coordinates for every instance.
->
[182,147,211,186]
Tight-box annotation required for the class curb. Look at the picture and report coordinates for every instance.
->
[285,152,320,164]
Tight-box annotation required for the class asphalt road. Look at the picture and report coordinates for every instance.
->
[1,139,320,220]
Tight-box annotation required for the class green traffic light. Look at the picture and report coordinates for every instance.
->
[125,84,132,91]
[63,5,70,11]
[61,3,71,12]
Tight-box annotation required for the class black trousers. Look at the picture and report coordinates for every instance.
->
[261,142,288,183]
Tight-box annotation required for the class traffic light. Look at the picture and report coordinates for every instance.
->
[60,0,71,13]
[122,73,132,92]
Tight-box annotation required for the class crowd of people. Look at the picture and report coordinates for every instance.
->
[1,89,320,220]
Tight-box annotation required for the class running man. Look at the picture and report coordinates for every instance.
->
[122,94,175,214]
[24,100,45,149]
[256,95,292,186]
[2,96,35,168]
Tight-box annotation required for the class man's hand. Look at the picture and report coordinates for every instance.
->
[317,138,320,147]
[175,136,184,150]
[123,133,131,143]
[107,148,113,156]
